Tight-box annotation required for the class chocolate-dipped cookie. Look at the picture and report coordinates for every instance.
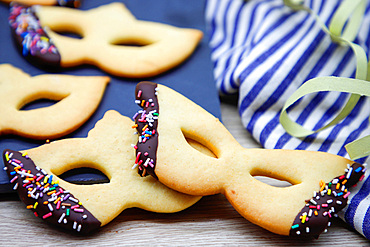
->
[2,110,201,233]
[8,2,203,78]
[132,81,365,238]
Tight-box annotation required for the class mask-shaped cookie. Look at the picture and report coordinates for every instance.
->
[1,0,80,7]
[0,64,109,139]
[132,81,366,238]
[2,110,202,233]
[9,2,203,77]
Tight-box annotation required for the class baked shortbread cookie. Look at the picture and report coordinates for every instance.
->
[0,64,109,139]
[9,3,203,77]
[2,110,202,233]
[132,81,366,238]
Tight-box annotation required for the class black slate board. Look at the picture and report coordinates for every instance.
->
[0,0,220,193]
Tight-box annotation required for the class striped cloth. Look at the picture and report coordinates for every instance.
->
[205,0,370,239]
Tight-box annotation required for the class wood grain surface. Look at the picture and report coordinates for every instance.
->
[0,96,368,246]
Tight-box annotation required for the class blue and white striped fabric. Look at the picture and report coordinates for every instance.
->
[205,0,370,239]
[339,169,370,238]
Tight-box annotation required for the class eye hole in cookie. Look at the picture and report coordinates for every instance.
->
[253,176,293,188]
[110,38,153,47]
[182,130,219,158]
[251,168,296,188]
[16,92,69,111]
[18,93,68,111]
[53,30,83,40]
[56,167,110,185]
[19,98,59,111]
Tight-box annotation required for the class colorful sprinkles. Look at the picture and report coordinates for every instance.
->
[131,82,159,179]
[3,150,100,233]
[290,162,366,238]
[8,4,59,60]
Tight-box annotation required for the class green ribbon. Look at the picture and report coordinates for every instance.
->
[280,0,370,160]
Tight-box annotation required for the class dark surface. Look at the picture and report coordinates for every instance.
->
[0,0,220,193]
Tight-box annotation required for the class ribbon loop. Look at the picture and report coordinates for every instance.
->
[280,0,370,159]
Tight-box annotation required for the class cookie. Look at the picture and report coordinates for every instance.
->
[9,2,203,77]
[2,110,201,233]
[1,0,80,7]
[132,81,366,238]
[0,63,109,139]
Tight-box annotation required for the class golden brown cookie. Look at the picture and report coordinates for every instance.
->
[9,3,203,77]
[132,81,366,238]
[2,110,201,233]
[0,64,109,139]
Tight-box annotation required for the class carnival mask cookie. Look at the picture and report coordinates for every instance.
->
[1,0,80,7]
[2,110,202,233]
[0,64,109,139]
[9,2,203,77]
[132,81,366,238]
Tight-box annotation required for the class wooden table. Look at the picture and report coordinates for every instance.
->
[0,95,368,246]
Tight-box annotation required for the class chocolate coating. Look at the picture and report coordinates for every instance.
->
[2,149,101,234]
[133,81,159,179]
[9,4,61,68]
[57,0,81,8]
[290,162,365,238]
